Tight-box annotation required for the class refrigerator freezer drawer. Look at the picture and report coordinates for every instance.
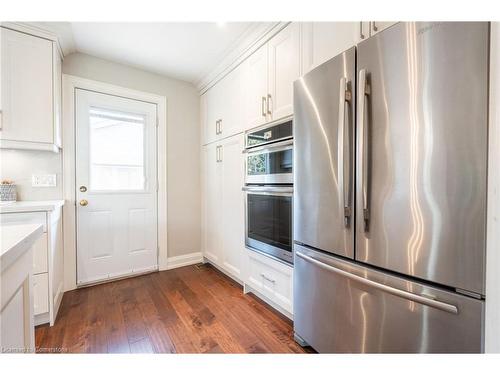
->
[293,244,484,353]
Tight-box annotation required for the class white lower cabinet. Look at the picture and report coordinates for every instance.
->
[202,134,245,281]
[32,232,48,274]
[33,273,49,315]
[244,249,293,317]
[220,135,245,279]
[0,204,64,326]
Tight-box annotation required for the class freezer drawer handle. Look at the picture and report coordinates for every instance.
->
[295,251,459,315]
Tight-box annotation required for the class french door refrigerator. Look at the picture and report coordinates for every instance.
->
[293,22,489,353]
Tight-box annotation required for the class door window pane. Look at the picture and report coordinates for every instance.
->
[89,107,146,191]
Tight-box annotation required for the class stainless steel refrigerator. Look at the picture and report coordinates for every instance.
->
[293,22,489,353]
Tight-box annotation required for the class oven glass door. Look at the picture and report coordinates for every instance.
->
[245,187,293,263]
[246,142,293,184]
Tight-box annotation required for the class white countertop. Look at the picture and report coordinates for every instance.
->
[0,200,65,213]
[1,223,44,272]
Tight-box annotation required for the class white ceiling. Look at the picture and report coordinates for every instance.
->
[36,22,272,84]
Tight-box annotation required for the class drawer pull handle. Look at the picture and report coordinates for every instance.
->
[261,273,276,283]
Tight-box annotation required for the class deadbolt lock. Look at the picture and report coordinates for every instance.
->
[79,186,87,192]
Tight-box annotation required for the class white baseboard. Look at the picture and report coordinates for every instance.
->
[53,282,64,325]
[166,252,203,270]
[243,283,293,320]
[203,257,243,286]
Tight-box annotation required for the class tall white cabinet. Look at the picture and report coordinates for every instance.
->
[202,134,245,281]
[0,25,62,152]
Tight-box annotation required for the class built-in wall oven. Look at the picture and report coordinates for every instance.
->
[243,119,293,264]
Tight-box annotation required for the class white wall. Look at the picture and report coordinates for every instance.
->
[0,149,62,201]
[62,52,201,258]
[485,22,500,353]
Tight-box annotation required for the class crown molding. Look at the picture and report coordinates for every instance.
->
[1,22,63,59]
[195,22,290,94]
[1,22,75,59]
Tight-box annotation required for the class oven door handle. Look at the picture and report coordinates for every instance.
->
[242,186,293,195]
[242,138,293,154]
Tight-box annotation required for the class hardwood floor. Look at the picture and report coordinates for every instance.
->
[35,264,313,353]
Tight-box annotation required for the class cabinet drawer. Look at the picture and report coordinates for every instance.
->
[0,212,47,232]
[246,250,293,313]
[33,232,48,274]
[33,273,49,315]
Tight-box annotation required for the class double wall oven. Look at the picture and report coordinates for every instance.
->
[243,119,294,264]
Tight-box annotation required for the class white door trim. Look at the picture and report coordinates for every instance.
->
[62,74,168,292]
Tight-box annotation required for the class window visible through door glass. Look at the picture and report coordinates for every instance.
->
[89,107,146,191]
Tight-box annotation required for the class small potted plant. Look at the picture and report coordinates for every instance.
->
[0,180,17,202]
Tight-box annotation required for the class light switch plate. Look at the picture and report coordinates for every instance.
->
[32,174,57,187]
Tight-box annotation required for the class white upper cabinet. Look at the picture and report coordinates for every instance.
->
[357,21,372,42]
[243,42,269,129]
[202,63,244,145]
[369,21,397,36]
[218,66,244,139]
[205,83,221,144]
[243,23,300,129]
[200,92,208,145]
[267,22,301,122]
[302,22,359,73]
[0,27,62,152]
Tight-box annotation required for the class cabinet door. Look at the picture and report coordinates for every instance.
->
[0,28,54,144]
[302,22,358,74]
[33,273,49,315]
[243,43,268,129]
[218,65,244,139]
[53,47,62,148]
[356,21,372,42]
[205,86,221,144]
[370,21,397,36]
[220,134,245,279]
[267,23,301,122]
[203,142,222,264]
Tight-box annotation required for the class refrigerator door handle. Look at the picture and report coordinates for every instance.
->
[358,68,371,231]
[295,251,459,315]
[339,77,352,227]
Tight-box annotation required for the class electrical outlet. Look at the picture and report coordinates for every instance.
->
[32,174,57,187]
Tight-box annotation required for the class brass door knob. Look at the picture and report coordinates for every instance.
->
[79,199,88,206]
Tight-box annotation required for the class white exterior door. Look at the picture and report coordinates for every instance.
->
[76,89,158,285]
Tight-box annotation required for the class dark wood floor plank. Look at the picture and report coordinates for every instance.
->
[84,284,108,353]
[103,281,131,353]
[134,275,176,353]
[177,266,272,353]
[35,265,310,354]
[198,270,297,353]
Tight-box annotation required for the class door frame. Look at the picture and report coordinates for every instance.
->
[62,74,168,292]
